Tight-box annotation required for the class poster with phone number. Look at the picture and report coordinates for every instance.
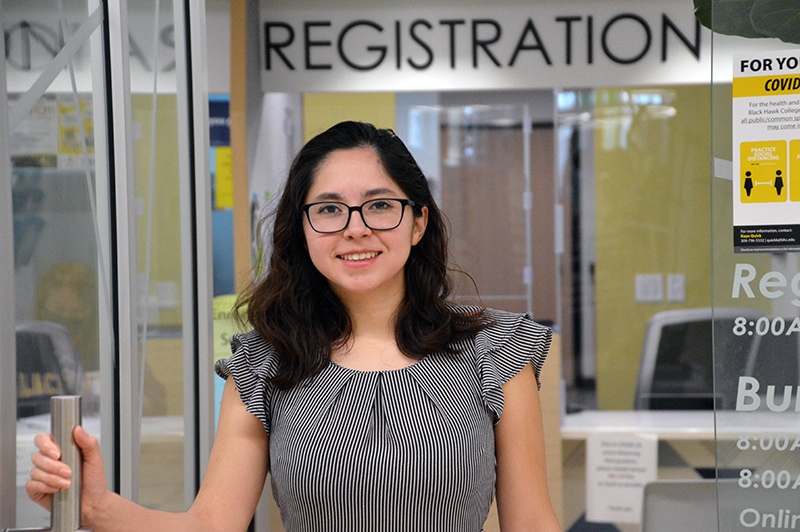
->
[733,50,800,253]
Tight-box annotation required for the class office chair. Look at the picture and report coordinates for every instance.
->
[16,320,84,418]
[633,308,766,410]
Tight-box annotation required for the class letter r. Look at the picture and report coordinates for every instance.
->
[732,263,756,298]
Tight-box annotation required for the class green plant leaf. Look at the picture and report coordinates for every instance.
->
[694,0,766,38]
[694,0,800,44]
[751,0,800,44]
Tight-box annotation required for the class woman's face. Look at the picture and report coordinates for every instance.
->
[302,147,428,304]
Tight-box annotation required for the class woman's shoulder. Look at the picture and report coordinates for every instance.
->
[216,329,280,380]
[442,306,552,422]
[214,330,278,434]
[232,328,273,351]
[448,304,551,343]
[448,304,551,382]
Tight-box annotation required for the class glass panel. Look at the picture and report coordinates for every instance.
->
[4,0,106,526]
[400,101,556,320]
[127,1,187,511]
[5,0,195,522]
[708,2,800,527]
[436,105,534,313]
[556,84,715,412]
[554,84,717,528]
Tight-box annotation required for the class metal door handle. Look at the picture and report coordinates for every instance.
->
[6,395,89,532]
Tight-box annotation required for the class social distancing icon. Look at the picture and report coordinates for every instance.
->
[739,140,788,203]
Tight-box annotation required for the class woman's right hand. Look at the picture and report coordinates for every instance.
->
[26,425,109,520]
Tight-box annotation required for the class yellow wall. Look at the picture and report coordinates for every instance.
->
[132,94,183,327]
[303,92,396,141]
[594,83,777,409]
[594,85,713,409]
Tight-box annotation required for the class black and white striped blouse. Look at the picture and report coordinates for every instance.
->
[215,307,551,532]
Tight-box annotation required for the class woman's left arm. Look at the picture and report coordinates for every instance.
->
[494,363,562,531]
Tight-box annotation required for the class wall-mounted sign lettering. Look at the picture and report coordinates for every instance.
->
[260,3,708,92]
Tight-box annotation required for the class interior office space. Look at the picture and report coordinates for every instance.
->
[2,1,800,531]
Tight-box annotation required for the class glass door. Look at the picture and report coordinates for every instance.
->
[1,2,108,525]
[0,1,213,527]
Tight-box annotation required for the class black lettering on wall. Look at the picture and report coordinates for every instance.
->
[556,16,581,65]
[440,19,465,69]
[509,18,552,66]
[408,19,434,70]
[338,20,386,71]
[256,9,704,77]
[661,14,700,62]
[128,34,152,71]
[395,20,402,69]
[160,25,176,71]
[472,19,502,68]
[602,13,651,65]
[304,21,332,70]
[264,21,295,70]
[5,21,59,70]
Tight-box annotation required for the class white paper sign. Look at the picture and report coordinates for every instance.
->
[585,433,658,524]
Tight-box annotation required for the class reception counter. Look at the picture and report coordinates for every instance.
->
[561,409,800,531]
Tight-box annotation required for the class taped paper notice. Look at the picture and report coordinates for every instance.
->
[733,50,800,252]
[586,433,657,524]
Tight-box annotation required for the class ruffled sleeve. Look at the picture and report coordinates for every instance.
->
[214,330,279,434]
[474,309,552,424]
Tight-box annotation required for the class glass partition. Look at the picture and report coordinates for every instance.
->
[406,104,544,316]
[127,1,187,512]
[708,2,800,528]
[553,82,723,530]
[1,0,212,527]
[555,83,715,412]
[3,1,108,525]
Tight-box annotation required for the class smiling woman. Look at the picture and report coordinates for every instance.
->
[300,147,427,310]
[26,121,561,532]
[237,121,470,388]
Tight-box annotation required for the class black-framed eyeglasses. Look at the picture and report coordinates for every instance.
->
[302,198,417,234]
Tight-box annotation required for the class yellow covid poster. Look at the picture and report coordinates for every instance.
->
[739,141,786,203]
[733,51,800,253]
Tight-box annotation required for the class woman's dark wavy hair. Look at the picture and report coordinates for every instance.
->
[235,121,488,389]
